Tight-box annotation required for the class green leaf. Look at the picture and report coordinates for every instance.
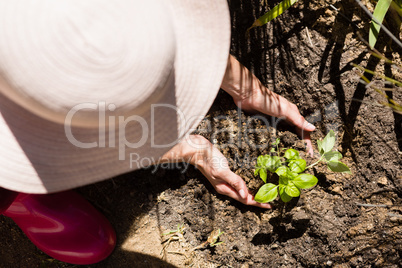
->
[327,161,352,174]
[288,171,299,180]
[259,168,268,183]
[258,155,281,173]
[279,185,293,202]
[275,166,289,177]
[266,156,282,172]
[284,183,301,197]
[247,0,298,33]
[255,183,278,203]
[284,149,300,161]
[288,159,306,173]
[279,175,289,185]
[369,0,392,48]
[293,174,318,189]
[280,192,293,202]
[321,130,336,153]
[323,151,343,162]
[277,166,298,184]
[256,155,265,167]
[317,140,324,155]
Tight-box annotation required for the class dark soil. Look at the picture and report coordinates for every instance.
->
[1,0,401,267]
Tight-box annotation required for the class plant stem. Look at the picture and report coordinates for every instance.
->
[306,155,324,169]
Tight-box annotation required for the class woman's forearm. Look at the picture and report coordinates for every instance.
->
[220,55,315,151]
[220,55,284,116]
[158,135,209,166]
[220,55,262,103]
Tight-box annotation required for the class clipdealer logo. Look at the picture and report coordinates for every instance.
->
[63,101,203,161]
[63,100,340,172]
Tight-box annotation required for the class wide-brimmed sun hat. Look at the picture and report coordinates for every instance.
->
[0,0,230,193]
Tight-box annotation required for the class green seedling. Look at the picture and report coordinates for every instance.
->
[192,229,225,251]
[207,229,225,247]
[162,223,185,236]
[161,223,186,257]
[254,130,351,203]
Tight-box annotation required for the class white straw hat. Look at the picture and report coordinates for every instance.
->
[0,0,230,193]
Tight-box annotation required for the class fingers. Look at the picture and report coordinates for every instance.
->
[287,113,315,133]
[283,106,315,156]
[280,101,315,132]
[216,183,272,209]
[305,138,314,157]
[219,170,248,199]
[209,170,272,209]
[295,127,314,157]
[195,136,273,209]
[285,105,315,157]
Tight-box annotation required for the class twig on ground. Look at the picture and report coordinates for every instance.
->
[305,27,314,47]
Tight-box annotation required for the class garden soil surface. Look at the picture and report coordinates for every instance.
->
[1,0,401,267]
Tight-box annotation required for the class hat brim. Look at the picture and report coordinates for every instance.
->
[0,0,230,193]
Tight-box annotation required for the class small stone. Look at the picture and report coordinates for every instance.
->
[377,177,387,185]
[326,260,333,266]
[325,9,333,16]
[331,186,343,195]
[271,243,279,249]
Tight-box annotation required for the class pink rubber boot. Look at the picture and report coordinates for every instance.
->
[1,189,116,265]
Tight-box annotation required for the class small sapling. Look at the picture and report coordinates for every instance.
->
[254,130,351,203]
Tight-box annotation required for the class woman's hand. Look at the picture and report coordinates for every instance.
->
[221,55,315,156]
[158,54,316,209]
[160,135,272,209]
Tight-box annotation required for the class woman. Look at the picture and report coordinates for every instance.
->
[0,0,314,264]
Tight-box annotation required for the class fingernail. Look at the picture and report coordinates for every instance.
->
[307,122,315,130]
[239,189,246,199]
